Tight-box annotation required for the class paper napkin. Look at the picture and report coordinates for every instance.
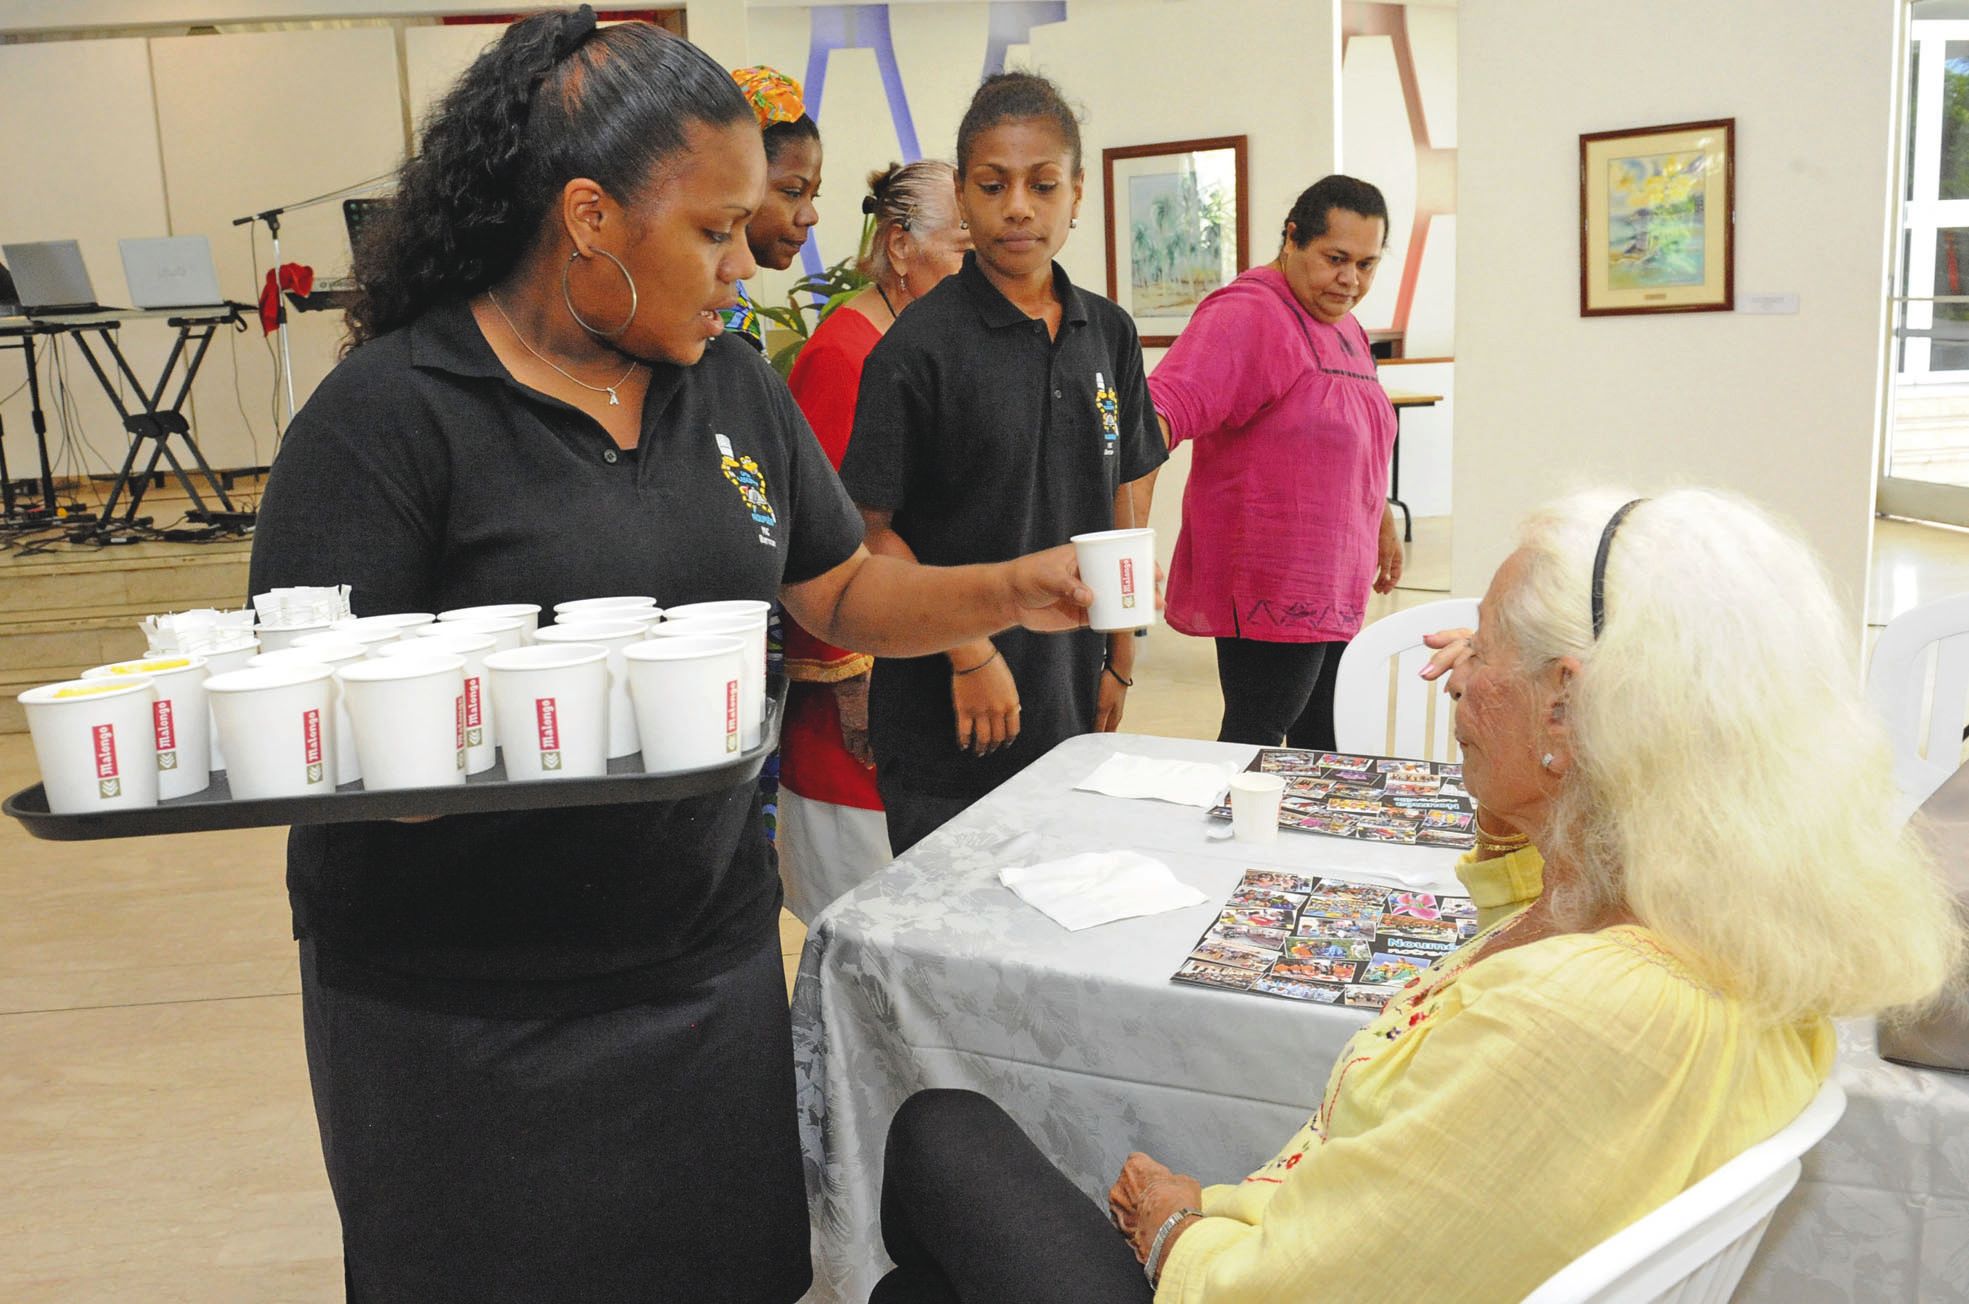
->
[998,850,1209,931]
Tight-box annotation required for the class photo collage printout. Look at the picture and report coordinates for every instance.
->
[1174,870,1479,1008]
[1209,749,1477,850]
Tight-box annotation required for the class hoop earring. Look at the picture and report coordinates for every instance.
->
[562,248,638,339]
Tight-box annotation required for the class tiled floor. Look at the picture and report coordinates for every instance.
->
[0,511,1954,1298]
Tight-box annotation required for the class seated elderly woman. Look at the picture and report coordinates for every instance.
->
[869,488,1964,1304]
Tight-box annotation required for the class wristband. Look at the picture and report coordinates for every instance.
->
[1145,1206,1202,1287]
[951,648,1001,677]
[1103,663,1134,688]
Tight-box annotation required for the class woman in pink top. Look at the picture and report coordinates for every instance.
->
[1148,176,1402,748]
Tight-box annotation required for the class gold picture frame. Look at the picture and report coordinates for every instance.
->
[1579,118,1734,316]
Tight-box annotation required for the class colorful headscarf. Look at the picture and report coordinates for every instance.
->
[732,65,806,128]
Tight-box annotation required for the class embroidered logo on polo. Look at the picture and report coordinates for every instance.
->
[1095,372,1119,455]
[536,696,562,770]
[716,432,778,548]
[93,724,121,799]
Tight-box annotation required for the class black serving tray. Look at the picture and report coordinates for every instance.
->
[5,677,785,842]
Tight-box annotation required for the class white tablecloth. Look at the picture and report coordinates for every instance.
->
[790,732,1969,1303]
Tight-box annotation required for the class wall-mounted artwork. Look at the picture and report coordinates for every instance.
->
[1579,118,1734,316]
[1103,135,1249,346]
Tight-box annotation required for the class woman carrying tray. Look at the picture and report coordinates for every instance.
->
[246,10,1100,1302]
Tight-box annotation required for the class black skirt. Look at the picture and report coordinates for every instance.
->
[300,934,809,1303]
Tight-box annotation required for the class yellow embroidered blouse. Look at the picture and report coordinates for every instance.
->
[1154,849,1834,1303]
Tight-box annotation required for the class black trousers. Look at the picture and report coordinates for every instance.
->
[1214,636,1346,750]
[871,1089,1154,1304]
[877,779,975,859]
[300,935,810,1304]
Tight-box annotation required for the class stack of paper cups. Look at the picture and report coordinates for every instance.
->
[420,616,527,655]
[624,635,748,773]
[80,654,212,799]
[375,632,498,774]
[553,596,659,623]
[250,644,365,785]
[335,654,469,791]
[439,603,541,643]
[483,644,609,780]
[197,635,260,772]
[536,621,645,759]
[204,664,338,800]
[656,601,769,749]
[19,676,160,813]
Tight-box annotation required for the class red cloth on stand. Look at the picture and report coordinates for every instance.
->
[259,263,315,334]
[781,307,884,810]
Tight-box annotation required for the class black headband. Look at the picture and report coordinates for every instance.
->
[1590,499,1645,640]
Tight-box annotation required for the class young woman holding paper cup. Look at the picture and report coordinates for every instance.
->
[1148,175,1401,751]
[840,72,1168,856]
[246,11,1105,1301]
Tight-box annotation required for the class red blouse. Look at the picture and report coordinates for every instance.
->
[781,306,884,809]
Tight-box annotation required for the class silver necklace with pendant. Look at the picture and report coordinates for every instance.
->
[486,289,640,406]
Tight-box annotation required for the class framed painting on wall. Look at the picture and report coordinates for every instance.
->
[1579,118,1734,316]
[1102,135,1249,346]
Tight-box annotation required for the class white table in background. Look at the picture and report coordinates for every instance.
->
[789,732,1969,1304]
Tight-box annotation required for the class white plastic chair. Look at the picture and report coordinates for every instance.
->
[1331,597,1479,761]
[1866,592,1969,818]
[1521,1081,1847,1304]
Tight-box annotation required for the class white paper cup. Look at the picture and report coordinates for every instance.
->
[662,599,771,624]
[421,616,528,655]
[536,621,645,758]
[376,633,498,774]
[336,654,468,791]
[1071,527,1158,633]
[652,613,766,749]
[20,676,160,813]
[624,635,749,773]
[317,623,404,654]
[364,612,436,633]
[554,596,659,620]
[254,621,331,654]
[439,603,541,643]
[204,664,338,800]
[559,607,662,632]
[81,655,211,800]
[1228,772,1286,845]
[250,645,364,785]
[483,644,608,780]
[197,636,261,772]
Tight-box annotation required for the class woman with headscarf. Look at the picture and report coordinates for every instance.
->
[778,160,971,922]
[721,64,822,352]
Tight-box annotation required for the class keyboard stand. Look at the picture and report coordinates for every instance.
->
[59,305,254,535]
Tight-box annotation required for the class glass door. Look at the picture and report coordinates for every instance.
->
[1884,15,1969,525]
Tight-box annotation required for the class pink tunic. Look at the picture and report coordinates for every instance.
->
[1148,266,1396,643]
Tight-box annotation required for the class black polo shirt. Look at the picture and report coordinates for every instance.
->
[841,254,1166,799]
[247,300,863,1017]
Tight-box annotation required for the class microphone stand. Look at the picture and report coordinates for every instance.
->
[233,170,393,430]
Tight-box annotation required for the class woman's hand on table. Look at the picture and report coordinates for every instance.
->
[1417,626,1475,683]
[834,673,875,767]
[1374,503,1406,594]
[1108,1151,1205,1264]
[949,641,1020,756]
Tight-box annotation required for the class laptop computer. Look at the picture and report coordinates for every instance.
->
[0,239,110,314]
[120,235,226,310]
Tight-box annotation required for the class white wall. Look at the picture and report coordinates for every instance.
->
[1453,0,1900,630]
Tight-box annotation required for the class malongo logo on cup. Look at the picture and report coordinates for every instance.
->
[463,675,484,746]
[153,699,178,772]
[725,678,740,753]
[302,708,324,785]
[454,694,466,770]
[1119,557,1137,610]
[93,723,121,799]
[537,697,562,770]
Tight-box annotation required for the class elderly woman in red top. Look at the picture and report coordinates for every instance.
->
[778,159,970,922]
[1148,175,1403,749]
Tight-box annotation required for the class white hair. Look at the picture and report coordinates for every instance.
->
[857,159,959,282]
[1493,487,1963,1024]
